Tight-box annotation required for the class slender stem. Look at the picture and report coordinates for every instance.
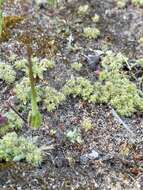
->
[27,45,38,116]
[0,0,4,37]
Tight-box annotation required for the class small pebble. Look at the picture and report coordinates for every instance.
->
[84,54,101,71]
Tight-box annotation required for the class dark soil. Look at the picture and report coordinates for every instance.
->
[0,0,143,189]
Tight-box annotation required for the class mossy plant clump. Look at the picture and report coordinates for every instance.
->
[0,132,42,166]
[77,4,89,15]
[116,0,127,8]
[92,14,100,23]
[43,86,66,112]
[0,62,16,84]
[14,57,55,79]
[131,0,143,6]
[81,117,93,132]
[63,51,143,116]
[14,77,31,104]
[14,77,43,105]
[90,51,143,116]
[83,27,100,39]
[0,111,23,135]
[71,62,82,71]
[63,77,94,101]
[66,128,83,144]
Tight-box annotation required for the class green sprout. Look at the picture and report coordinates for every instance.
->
[27,46,42,128]
[131,0,143,6]
[83,27,100,39]
[78,4,89,15]
[0,0,4,37]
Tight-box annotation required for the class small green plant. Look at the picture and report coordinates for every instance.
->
[63,77,94,101]
[0,132,42,166]
[138,37,143,45]
[116,0,127,8]
[43,86,65,112]
[83,27,100,39]
[92,14,100,23]
[40,58,55,70]
[71,62,82,71]
[14,57,55,79]
[0,110,23,135]
[27,46,42,129]
[0,62,16,84]
[78,4,89,15]
[131,0,143,6]
[66,128,83,144]
[14,77,31,104]
[47,0,57,6]
[90,51,143,116]
[81,117,92,132]
[63,51,143,116]
[0,0,4,37]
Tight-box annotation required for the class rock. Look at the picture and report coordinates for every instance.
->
[84,52,102,71]
[80,149,99,165]
[36,0,47,9]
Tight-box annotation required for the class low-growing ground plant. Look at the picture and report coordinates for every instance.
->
[77,4,89,15]
[71,62,82,71]
[116,0,127,8]
[0,0,4,37]
[63,51,143,116]
[83,27,100,39]
[81,117,93,132]
[14,77,43,105]
[0,110,23,135]
[131,0,143,6]
[14,57,55,79]
[0,132,42,166]
[90,51,143,116]
[63,77,94,101]
[0,62,16,84]
[66,128,83,144]
[92,14,100,23]
[138,37,143,45]
[43,86,65,112]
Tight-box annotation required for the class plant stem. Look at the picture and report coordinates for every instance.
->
[27,45,37,115]
[27,45,41,128]
[0,0,3,37]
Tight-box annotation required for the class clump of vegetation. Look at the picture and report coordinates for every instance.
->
[14,77,42,105]
[78,4,89,15]
[0,110,23,135]
[0,62,16,84]
[63,77,94,101]
[43,86,65,112]
[71,62,82,71]
[81,117,93,132]
[116,0,127,8]
[0,0,4,37]
[14,57,55,79]
[92,14,100,23]
[131,0,143,6]
[0,132,42,166]
[136,58,143,65]
[66,128,83,144]
[63,51,143,116]
[83,27,100,39]
[14,77,31,104]
[90,51,143,116]
[47,0,57,6]
[138,37,143,45]
[40,58,55,70]
[27,46,42,129]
